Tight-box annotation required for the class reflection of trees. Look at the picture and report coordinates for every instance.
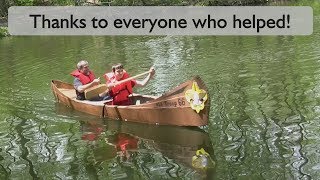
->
[207,34,319,179]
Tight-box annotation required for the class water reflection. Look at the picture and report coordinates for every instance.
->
[56,99,216,178]
[78,117,216,179]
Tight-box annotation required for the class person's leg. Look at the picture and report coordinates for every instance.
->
[102,95,112,101]
[89,95,104,101]
[89,95,112,101]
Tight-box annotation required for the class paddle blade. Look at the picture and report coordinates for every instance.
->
[84,84,108,100]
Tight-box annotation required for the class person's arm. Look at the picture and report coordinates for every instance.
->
[135,67,155,87]
[76,78,100,93]
[98,89,110,97]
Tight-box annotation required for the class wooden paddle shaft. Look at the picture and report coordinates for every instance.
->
[112,70,152,86]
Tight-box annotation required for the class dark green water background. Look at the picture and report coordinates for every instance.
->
[1,2,320,179]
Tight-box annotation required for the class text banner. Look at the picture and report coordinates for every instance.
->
[8,6,313,36]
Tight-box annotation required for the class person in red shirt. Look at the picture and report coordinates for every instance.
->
[104,63,155,105]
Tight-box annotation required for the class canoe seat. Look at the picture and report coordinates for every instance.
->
[58,87,112,106]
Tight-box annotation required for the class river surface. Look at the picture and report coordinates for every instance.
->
[1,3,320,180]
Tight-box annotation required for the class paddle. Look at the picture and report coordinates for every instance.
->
[84,69,152,100]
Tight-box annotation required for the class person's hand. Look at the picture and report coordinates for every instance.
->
[107,82,115,88]
[149,67,155,77]
[92,77,100,85]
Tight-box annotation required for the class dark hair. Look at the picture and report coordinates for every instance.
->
[112,63,123,72]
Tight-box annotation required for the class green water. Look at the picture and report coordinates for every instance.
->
[1,3,320,180]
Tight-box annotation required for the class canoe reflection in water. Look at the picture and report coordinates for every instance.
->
[78,118,216,179]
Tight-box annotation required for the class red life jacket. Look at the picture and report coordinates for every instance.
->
[70,70,95,85]
[103,71,135,105]
[81,127,103,141]
[116,133,138,151]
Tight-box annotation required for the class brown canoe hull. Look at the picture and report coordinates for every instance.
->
[51,77,210,126]
[103,105,209,126]
[51,80,105,116]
